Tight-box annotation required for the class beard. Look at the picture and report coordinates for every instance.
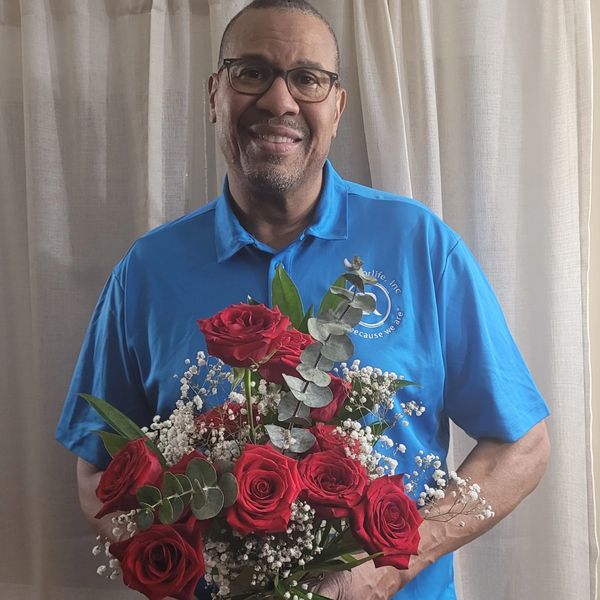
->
[241,154,304,194]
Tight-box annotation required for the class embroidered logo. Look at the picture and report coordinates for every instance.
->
[352,269,404,339]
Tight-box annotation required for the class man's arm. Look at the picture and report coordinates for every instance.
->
[318,420,551,600]
[76,458,121,541]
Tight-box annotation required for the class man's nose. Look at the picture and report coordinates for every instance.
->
[254,75,300,117]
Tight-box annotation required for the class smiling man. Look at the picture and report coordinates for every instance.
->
[56,1,550,599]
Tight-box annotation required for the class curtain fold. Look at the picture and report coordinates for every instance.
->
[0,1,593,598]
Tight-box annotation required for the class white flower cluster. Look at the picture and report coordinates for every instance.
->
[204,501,319,597]
[91,512,137,581]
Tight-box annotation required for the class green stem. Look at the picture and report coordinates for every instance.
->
[244,368,256,443]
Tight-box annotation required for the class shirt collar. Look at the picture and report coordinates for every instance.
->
[214,160,348,263]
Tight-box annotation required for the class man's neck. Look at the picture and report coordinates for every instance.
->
[227,174,323,251]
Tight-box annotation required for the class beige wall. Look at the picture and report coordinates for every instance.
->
[592,1,599,590]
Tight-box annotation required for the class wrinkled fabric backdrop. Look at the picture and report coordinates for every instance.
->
[0,1,594,598]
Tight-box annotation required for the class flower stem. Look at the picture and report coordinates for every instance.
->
[244,368,256,443]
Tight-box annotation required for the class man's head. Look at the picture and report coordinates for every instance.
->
[209,0,346,198]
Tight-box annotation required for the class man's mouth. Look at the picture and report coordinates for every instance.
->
[256,133,300,144]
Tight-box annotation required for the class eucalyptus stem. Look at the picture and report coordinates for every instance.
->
[244,367,257,443]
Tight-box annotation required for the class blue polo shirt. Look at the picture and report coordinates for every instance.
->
[57,161,548,600]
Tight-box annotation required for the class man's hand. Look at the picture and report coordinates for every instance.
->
[316,420,550,599]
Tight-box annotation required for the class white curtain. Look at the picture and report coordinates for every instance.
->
[0,1,593,599]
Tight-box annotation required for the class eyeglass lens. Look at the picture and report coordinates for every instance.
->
[227,60,334,102]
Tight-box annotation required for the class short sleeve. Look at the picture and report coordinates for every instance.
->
[436,240,549,442]
[56,270,152,469]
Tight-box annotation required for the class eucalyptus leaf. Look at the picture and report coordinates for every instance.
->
[328,285,355,301]
[135,509,154,531]
[343,273,365,292]
[277,393,302,421]
[137,485,162,507]
[163,471,184,496]
[170,496,185,522]
[296,363,331,387]
[272,264,304,328]
[307,317,329,343]
[96,430,129,457]
[301,343,334,371]
[191,487,224,520]
[320,334,354,362]
[282,373,306,392]
[191,487,207,512]
[265,424,289,449]
[300,382,332,408]
[79,394,166,466]
[175,474,193,496]
[218,472,238,507]
[318,275,346,317]
[338,305,363,327]
[288,427,316,453]
[186,457,217,487]
[350,293,376,314]
[213,459,235,475]
[158,497,174,524]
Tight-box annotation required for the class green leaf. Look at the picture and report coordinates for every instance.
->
[170,496,185,522]
[186,457,217,487]
[389,379,419,391]
[296,363,331,387]
[163,471,184,496]
[298,305,314,334]
[265,424,289,449]
[292,382,332,408]
[282,373,306,392]
[246,295,261,305]
[338,306,363,327]
[213,460,235,475]
[137,485,162,507]
[191,487,224,520]
[174,474,193,498]
[79,394,166,467]
[301,343,334,371]
[288,427,316,453]
[318,275,346,317]
[190,487,207,513]
[368,420,393,437]
[343,273,365,292]
[135,509,154,531]
[159,497,174,524]
[320,334,354,362]
[218,472,238,507]
[272,264,304,328]
[328,285,355,301]
[350,293,376,314]
[231,367,246,390]
[278,395,311,426]
[96,430,129,456]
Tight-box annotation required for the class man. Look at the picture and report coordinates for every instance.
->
[56,1,550,599]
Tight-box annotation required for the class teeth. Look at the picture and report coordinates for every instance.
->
[258,134,296,143]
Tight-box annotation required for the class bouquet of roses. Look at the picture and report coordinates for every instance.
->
[83,257,492,600]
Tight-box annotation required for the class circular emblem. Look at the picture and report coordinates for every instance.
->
[359,282,392,329]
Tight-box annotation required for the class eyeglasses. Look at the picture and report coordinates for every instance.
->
[218,58,339,103]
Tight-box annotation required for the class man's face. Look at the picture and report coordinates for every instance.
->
[209,9,346,196]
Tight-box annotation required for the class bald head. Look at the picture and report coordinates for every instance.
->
[218,0,340,72]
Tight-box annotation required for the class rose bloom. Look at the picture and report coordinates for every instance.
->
[310,376,352,422]
[350,475,423,569]
[309,423,360,455]
[226,444,302,535]
[110,517,205,600]
[258,327,313,384]
[197,303,290,368]
[299,449,368,518]
[95,438,163,518]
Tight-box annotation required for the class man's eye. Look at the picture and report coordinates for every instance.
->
[292,70,322,88]
[237,67,268,80]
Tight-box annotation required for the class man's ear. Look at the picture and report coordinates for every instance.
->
[331,87,347,139]
[208,73,218,123]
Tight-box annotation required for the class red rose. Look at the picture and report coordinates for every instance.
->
[350,475,423,569]
[95,438,163,518]
[310,376,351,422]
[226,444,302,535]
[258,328,314,384]
[110,517,205,600]
[299,450,369,518]
[309,423,360,455]
[194,400,254,435]
[198,303,290,368]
